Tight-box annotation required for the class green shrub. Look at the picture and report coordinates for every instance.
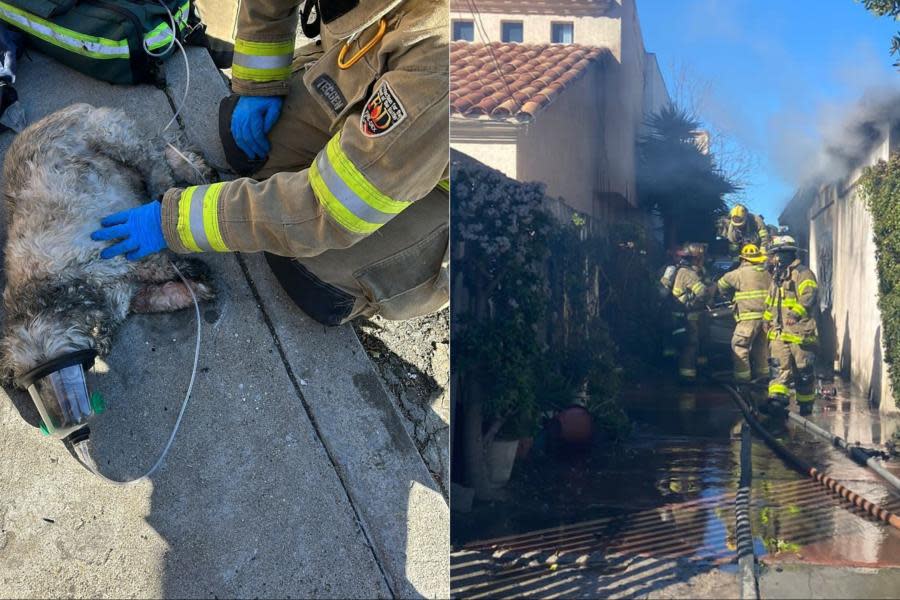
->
[858,152,900,408]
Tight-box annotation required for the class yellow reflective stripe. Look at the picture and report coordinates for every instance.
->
[309,133,412,235]
[718,279,733,291]
[310,160,378,235]
[796,393,815,403]
[769,383,789,395]
[734,290,768,300]
[759,228,769,239]
[176,189,202,253]
[144,1,190,49]
[0,1,129,59]
[737,312,764,321]
[235,38,294,56]
[673,286,684,295]
[735,370,752,381]
[437,179,450,192]
[679,369,697,378]
[232,39,293,82]
[691,281,706,294]
[798,279,818,294]
[781,298,808,318]
[201,184,229,252]
[763,310,773,321]
[232,63,292,82]
[326,134,411,215]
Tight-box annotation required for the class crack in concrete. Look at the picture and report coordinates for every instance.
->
[234,253,394,597]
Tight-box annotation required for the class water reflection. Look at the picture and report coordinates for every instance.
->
[451,380,900,597]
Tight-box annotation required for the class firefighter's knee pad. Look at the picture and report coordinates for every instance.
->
[219,94,268,177]
[264,252,356,326]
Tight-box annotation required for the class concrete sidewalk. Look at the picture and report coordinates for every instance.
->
[0,49,448,599]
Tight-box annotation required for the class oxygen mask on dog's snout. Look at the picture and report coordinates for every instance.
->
[15,349,103,439]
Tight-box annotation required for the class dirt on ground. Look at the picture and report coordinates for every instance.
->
[353,308,450,498]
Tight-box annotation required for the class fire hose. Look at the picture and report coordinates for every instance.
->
[721,383,900,531]
[785,411,900,495]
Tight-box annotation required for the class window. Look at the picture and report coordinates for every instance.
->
[551,22,574,44]
[452,20,474,42]
[501,21,523,43]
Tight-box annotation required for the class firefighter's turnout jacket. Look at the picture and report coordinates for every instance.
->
[718,262,772,381]
[763,259,818,346]
[160,0,449,322]
[725,212,769,255]
[763,259,819,402]
[671,265,710,380]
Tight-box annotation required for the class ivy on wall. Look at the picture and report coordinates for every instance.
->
[858,152,900,407]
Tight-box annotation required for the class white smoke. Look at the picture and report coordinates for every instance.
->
[771,85,900,188]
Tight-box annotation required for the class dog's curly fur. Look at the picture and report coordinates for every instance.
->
[0,103,216,382]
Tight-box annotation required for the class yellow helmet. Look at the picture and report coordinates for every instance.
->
[730,204,747,226]
[740,243,766,264]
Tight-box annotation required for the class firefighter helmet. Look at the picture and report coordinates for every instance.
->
[730,204,748,226]
[680,242,706,258]
[740,243,766,264]
[770,235,798,252]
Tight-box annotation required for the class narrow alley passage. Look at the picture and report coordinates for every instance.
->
[450,380,900,598]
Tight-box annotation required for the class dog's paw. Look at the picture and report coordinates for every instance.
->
[165,145,215,186]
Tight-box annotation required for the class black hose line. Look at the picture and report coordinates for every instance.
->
[721,383,900,531]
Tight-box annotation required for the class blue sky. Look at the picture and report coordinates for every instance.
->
[637,0,900,220]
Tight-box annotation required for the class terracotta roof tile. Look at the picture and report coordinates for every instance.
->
[450,42,608,121]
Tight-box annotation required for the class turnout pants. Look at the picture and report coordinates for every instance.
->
[678,313,701,381]
[768,337,817,405]
[732,320,768,382]
[219,61,449,326]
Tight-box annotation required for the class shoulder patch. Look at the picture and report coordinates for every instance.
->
[312,74,347,114]
[360,80,407,137]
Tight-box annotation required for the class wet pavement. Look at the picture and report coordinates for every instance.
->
[451,378,900,598]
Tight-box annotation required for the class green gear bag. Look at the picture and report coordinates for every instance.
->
[0,0,192,85]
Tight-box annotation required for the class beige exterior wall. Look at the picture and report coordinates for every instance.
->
[450,138,519,180]
[450,0,670,216]
[449,11,623,57]
[807,128,898,413]
[516,70,603,216]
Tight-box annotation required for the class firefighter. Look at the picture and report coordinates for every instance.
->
[667,243,713,382]
[717,244,772,385]
[763,236,819,416]
[92,0,449,326]
[724,204,769,257]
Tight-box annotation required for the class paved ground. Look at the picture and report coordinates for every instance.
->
[759,564,900,599]
[354,310,450,498]
[0,48,448,598]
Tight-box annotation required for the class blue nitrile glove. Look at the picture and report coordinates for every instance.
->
[90,200,167,261]
[231,95,284,160]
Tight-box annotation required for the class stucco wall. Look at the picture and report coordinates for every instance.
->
[449,10,623,55]
[451,138,518,180]
[808,132,897,412]
[516,69,603,216]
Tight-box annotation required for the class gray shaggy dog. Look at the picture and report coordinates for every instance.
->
[0,103,215,384]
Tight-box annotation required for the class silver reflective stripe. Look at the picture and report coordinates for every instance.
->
[233,51,292,70]
[0,5,128,57]
[188,186,213,251]
[145,27,174,48]
[315,151,394,225]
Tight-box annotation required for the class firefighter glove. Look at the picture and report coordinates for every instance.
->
[231,95,284,160]
[91,200,167,261]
